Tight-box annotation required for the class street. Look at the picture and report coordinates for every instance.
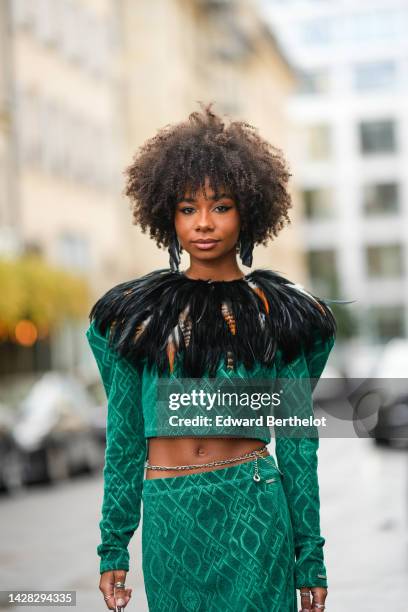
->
[0,437,406,611]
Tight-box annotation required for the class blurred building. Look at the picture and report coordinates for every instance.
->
[7,0,124,287]
[2,0,124,370]
[0,0,19,251]
[263,0,408,347]
[1,0,301,374]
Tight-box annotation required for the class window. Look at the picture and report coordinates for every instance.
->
[11,0,35,29]
[15,89,42,164]
[299,10,407,47]
[365,244,403,278]
[296,69,329,95]
[301,19,331,45]
[303,187,334,219]
[56,232,90,272]
[359,120,396,154]
[307,249,339,297]
[59,0,81,62]
[368,305,405,341]
[353,61,396,91]
[304,124,331,160]
[40,99,63,172]
[363,183,399,215]
[33,0,58,45]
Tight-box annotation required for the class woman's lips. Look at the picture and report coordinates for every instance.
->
[192,241,220,250]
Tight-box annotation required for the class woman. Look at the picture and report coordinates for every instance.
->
[86,104,336,612]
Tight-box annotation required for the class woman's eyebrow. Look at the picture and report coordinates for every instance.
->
[180,192,233,203]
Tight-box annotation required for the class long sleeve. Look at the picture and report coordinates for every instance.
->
[274,330,335,589]
[86,320,147,574]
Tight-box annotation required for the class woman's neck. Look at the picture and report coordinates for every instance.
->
[183,259,245,282]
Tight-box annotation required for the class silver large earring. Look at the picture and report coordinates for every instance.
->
[168,232,181,272]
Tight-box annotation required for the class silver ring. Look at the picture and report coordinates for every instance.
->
[300,591,310,597]
[103,594,112,601]
[315,605,325,609]
[115,581,126,588]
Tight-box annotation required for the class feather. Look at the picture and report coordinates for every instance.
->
[134,314,152,342]
[178,305,192,349]
[166,331,177,374]
[221,301,236,335]
[288,281,326,316]
[88,267,341,378]
[226,350,234,370]
[247,281,270,315]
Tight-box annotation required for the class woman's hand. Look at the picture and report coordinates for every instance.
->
[299,586,327,611]
[99,570,133,610]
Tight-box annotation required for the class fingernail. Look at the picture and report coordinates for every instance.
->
[117,599,125,606]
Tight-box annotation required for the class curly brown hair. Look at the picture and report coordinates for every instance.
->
[124,102,293,250]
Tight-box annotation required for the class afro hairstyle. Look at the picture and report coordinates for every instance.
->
[124,102,293,250]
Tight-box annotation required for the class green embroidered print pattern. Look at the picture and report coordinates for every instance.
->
[86,323,147,574]
[86,320,334,589]
[274,332,335,589]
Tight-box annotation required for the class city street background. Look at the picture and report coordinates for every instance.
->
[1,0,408,609]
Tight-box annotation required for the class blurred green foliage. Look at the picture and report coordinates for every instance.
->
[0,254,90,338]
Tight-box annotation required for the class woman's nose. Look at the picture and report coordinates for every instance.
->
[195,212,215,230]
[197,215,214,230]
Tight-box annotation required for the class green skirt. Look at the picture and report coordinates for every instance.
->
[141,454,297,612]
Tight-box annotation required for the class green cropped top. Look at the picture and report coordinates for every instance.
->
[86,267,337,589]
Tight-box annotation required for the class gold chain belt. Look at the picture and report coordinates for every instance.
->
[144,445,269,472]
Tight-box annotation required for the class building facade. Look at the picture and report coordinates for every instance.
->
[4,0,123,369]
[263,0,408,348]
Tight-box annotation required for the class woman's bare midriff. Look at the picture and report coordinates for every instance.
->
[145,437,270,479]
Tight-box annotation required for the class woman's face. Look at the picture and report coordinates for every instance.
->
[174,177,241,262]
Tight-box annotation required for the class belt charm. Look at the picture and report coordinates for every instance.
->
[252,450,264,482]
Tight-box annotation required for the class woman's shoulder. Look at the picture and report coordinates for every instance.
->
[247,268,337,322]
[88,268,174,326]
[246,268,337,356]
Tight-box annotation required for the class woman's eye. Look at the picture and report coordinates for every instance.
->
[214,205,232,213]
[178,204,232,214]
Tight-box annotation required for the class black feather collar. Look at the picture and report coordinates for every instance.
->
[88,267,337,378]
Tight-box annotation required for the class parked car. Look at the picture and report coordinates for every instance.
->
[370,338,408,379]
[371,393,408,449]
[313,364,349,406]
[368,338,408,448]
[12,372,105,485]
[0,404,24,494]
